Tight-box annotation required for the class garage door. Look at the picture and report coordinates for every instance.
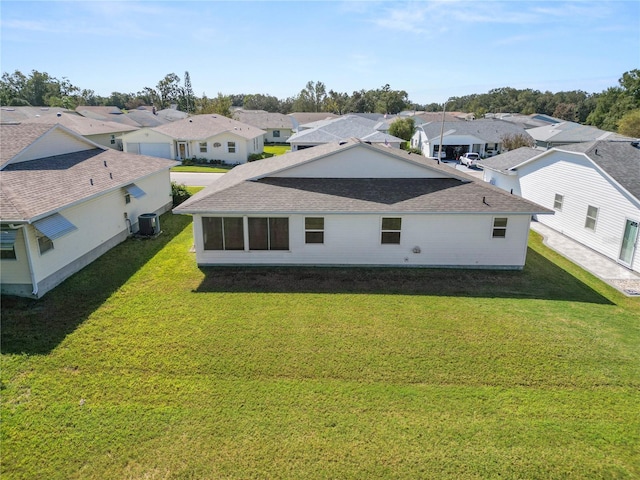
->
[140,143,171,159]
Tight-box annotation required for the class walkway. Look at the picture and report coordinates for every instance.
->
[531,222,640,297]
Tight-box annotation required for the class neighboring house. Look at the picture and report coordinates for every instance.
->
[75,106,171,128]
[22,111,139,150]
[526,120,631,149]
[481,146,544,195]
[0,123,177,298]
[411,119,532,159]
[121,114,266,164]
[173,138,551,269]
[288,112,339,132]
[0,106,76,124]
[232,110,295,143]
[287,115,404,151]
[481,140,640,273]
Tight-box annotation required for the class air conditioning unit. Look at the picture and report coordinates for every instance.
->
[138,213,160,236]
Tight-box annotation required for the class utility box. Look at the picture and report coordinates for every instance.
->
[138,213,160,236]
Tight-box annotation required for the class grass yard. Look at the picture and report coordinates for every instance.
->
[1,213,639,479]
[170,165,233,173]
[264,144,291,156]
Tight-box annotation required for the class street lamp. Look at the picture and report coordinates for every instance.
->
[437,98,451,163]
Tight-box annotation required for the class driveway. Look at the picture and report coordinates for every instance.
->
[171,172,224,187]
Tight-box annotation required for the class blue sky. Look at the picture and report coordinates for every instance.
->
[1,1,638,105]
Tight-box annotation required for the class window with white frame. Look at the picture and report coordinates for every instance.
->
[492,217,508,238]
[554,194,564,211]
[199,142,207,153]
[381,217,401,244]
[305,217,324,244]
[273,130,280,138]
[110,134,116,145]
[227,141,236,153]
[585,206,598,231]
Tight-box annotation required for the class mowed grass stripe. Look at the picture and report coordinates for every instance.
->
[2,212,639,479]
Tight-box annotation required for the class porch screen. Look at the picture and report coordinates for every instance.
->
[202,217,244,250]
[248,217,289,251]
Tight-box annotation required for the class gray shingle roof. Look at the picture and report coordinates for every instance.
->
[1,125,177,222]
[174,139,551,216]
[0,124,53,168]
[288,115,403,145]
[22,112,139,136]
[556,140,640,200]
[480,147,544,173]
[418,118,531,143]
[526,121,631,144]
[150,114,266,140]
[232,110,295,130]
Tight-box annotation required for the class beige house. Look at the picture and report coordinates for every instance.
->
[121,114,266,164]
[1,123,177,298]
[22,111,139,150]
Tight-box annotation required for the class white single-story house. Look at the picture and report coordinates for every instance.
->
[232,110,295,143]
[121,114,266,164]
[411,119,532,159]
[173,138,551,269]
[1,123,177,298]
[481,140,640,273]
[287,115,404,151]
[22,111,139,150]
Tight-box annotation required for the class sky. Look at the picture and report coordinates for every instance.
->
[1,0,638,106]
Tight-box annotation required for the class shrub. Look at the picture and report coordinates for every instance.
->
[248,152,275,162]
[171,181,192,207]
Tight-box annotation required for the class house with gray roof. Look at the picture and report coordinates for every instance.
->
[121,114,266,164]
[232,110,295,143]
[480,140,640,273]
[526,120,631,149]
[1,123,177,298]
[287,115,404,151]
[22,111,139,150]
[411,118,533,159]
[173,138,551,269]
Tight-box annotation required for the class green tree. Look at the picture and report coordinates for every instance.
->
[617,109,640,137]
[155,73,181,109]
[376,84,408,114]
[501,133,534,151]
[389,117,415,142]
[243,93,281,112]
[293,81,327,112]
[198,92,232,117]
[180,71,196,113]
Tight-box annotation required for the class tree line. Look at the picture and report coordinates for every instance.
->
[1,69,639,135]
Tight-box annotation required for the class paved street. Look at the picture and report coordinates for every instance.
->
[171,172,224,187]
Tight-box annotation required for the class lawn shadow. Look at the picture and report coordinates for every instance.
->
[0,213,192,356]
[194,247,613,305]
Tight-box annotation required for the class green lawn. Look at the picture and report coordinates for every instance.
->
[264,144,291,155]
[2,213,639,479]
[170,165,233,173]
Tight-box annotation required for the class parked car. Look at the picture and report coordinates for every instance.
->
[459,152,481,167]
[485,149,499,157]
[434,148,446,159]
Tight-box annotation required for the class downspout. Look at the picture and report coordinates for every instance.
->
[20,225,39,297]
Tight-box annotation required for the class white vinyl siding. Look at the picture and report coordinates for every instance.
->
[518,150,640,273]
[192,213,531,269]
